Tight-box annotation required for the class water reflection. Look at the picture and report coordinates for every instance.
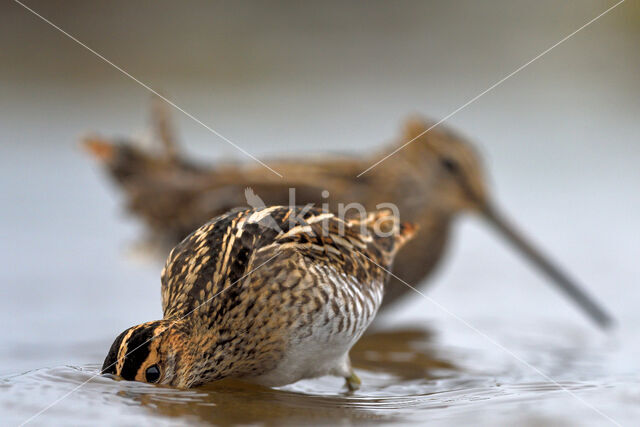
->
[130,327,452,425]
[351,328,456,381]
[2,324,625,426]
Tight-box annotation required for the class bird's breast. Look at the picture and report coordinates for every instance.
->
[249,263,384,386]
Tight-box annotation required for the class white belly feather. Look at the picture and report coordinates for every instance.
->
[247,264,384,387]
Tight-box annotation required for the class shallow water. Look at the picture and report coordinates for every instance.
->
[2,1,640,425]
[3,322,640,426]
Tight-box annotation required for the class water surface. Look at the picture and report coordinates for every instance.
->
[3,321,638,426]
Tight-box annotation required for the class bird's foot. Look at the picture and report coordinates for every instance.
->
[345,371,361,391]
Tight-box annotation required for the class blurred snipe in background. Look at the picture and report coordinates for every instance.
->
[86,102,612,327]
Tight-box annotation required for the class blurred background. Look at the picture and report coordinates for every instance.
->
[1,1,638,425]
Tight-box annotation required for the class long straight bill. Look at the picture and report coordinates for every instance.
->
[482,204,613,329]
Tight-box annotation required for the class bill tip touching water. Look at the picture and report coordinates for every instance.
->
[102,206,415,389]
[86,102,614,331]
[5,4,635,424]
[481,204,614,330]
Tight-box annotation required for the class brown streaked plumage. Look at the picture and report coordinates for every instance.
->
[102,206,416,389]
[84,105,485,311]
[87,102,612,327]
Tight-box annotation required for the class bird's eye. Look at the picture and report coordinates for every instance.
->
[145,365,161,383]
[440,157,459,173]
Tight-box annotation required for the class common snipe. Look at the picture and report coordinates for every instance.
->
[102,206,414,389]
[86,102,611,327]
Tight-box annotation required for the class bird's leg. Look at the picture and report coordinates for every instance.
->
[345,370,361,391]
[333,355,361,391]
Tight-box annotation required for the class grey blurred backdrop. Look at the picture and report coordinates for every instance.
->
[1,0,638,373]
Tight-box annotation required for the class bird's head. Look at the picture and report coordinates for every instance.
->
[392,117,489,215]
[391,118,613,329]
[101,320,199,388]
[102,319,246,388]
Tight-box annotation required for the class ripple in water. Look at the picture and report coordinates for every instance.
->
[1,327,628,426]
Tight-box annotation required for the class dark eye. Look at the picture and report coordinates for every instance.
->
[441,157,459,173]
[145,365,161,383]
